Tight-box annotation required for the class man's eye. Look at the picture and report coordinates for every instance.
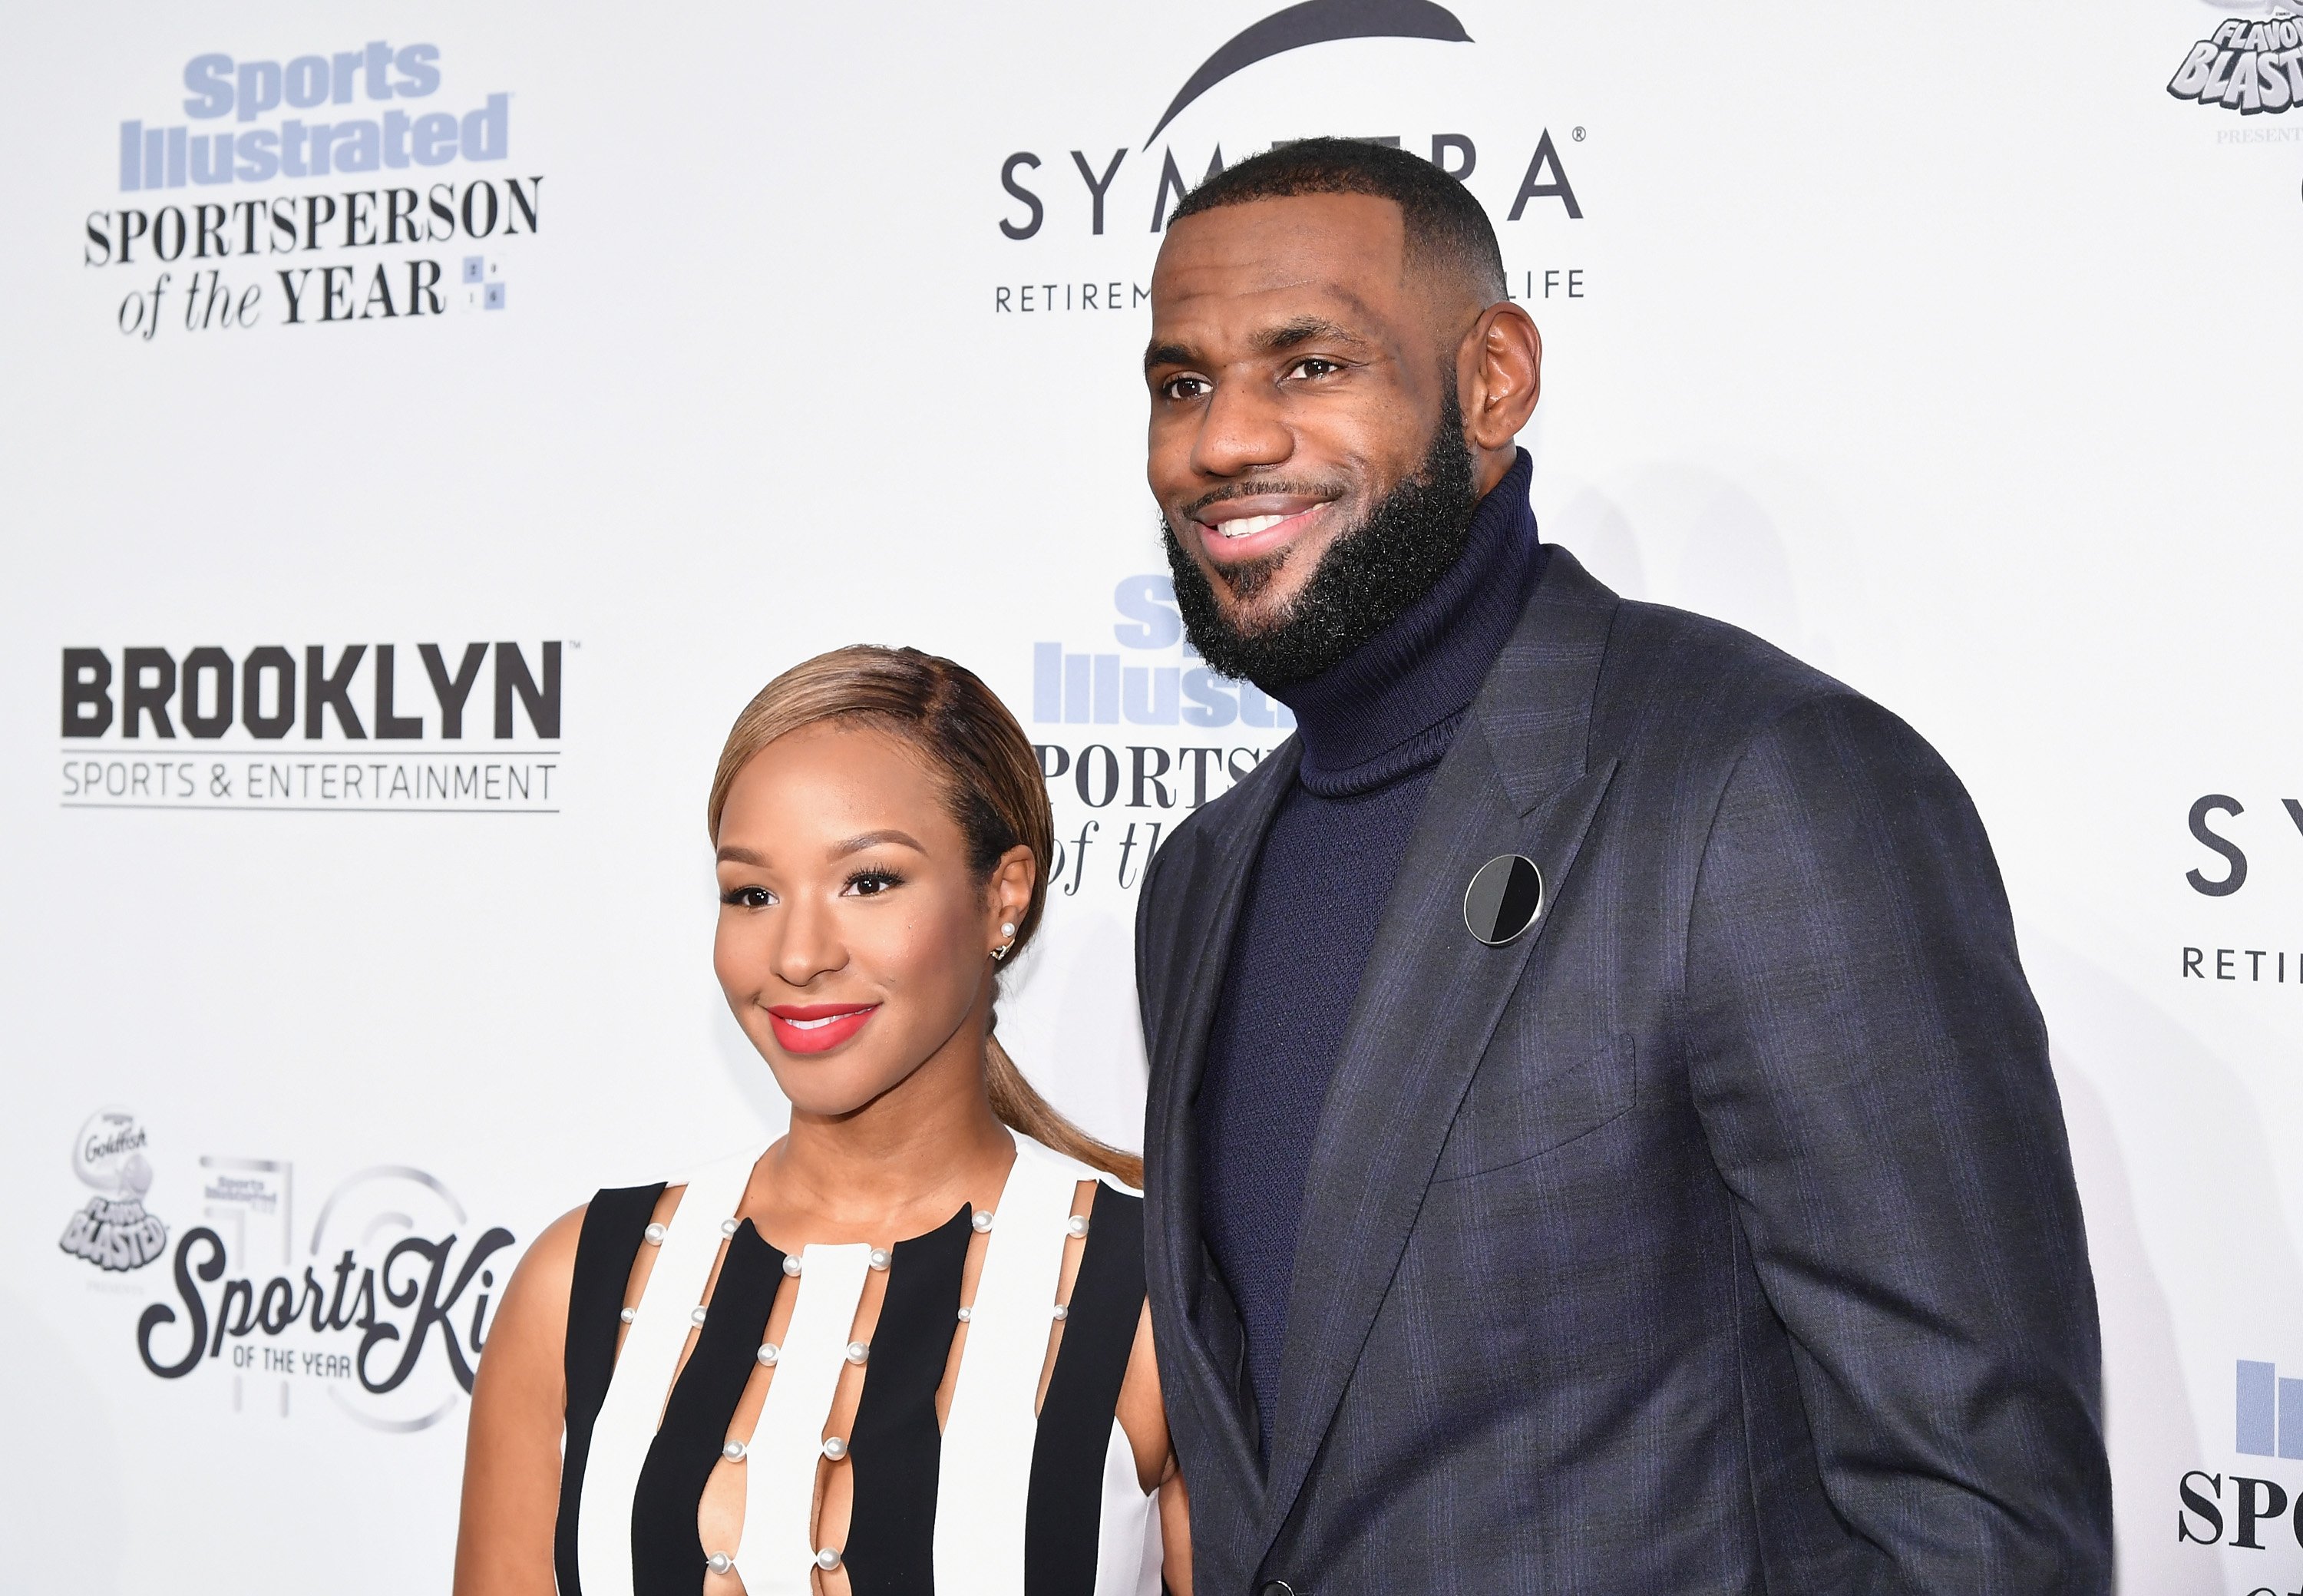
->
[1287,358,1342,381]
[1161,375,1210,401]
[721,886,775,909]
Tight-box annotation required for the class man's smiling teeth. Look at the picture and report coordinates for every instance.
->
[1215,513,1287,539]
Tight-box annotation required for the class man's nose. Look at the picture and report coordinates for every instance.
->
[1189,377,1292,480]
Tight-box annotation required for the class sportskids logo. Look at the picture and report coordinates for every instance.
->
[2167,13,2303,113]
[61,1109,169,1273]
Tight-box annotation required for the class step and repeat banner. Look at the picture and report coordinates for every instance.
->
[4,1,2300,1589]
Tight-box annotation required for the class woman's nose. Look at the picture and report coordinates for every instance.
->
[774,895,846,986]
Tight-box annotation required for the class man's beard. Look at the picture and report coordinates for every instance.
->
[1161,396,1481,690]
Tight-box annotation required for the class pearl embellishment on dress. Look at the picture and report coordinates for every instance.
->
[643,1222,667,1246]
[972,1211,994,1234]
[756,1342,780,1366]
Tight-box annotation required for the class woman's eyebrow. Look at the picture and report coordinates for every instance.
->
[715,844,768,865]
[834,829,925,856]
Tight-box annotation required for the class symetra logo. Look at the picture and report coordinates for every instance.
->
[2167,13,2303,113]
[58,641,564,813]
[1027,578,1294,897]
[2176,792,2303,990]
[1142,0,1475,147]
[85,42,536,338]
[992,0,1589,316]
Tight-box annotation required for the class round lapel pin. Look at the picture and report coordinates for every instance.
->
[1465,853,1544,947]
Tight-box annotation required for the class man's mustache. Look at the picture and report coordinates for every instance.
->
[1178,480,1348,520]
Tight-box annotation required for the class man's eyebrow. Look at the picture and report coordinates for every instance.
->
[1253,315,1366,355]
[1144,339,1196,372]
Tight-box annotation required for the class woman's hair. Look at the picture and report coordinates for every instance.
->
[708,645,1142,1188]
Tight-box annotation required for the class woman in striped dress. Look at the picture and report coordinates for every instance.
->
[453,646,1188,1595]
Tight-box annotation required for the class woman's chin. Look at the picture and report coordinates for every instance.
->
[768,1062,917,1122]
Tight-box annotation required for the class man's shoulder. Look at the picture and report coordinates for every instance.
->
[1139,742,1285,906]
[1584,594,1903,775]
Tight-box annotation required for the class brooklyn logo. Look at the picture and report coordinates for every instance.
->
[2166,13,2303,113]
[60,1108,170,1273]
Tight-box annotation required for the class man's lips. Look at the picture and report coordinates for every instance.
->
[766,1002,879,1055]
[1193,499,1333,564]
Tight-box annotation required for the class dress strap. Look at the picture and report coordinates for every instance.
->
[575,1146,761,1596]
[932,1137,1087,1589]
[736,1241,874,1594]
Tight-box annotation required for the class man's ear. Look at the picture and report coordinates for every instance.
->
[1461,300,1543,461]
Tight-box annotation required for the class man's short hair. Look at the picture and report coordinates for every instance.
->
[1169,136,1507,302]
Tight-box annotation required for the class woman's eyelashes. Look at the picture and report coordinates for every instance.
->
[843,865,905,897]
[718,864,904,908]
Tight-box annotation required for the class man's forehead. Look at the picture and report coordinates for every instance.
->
[1148,193,1411,347]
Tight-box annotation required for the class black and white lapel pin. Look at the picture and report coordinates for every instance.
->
[1465,854,1545,947]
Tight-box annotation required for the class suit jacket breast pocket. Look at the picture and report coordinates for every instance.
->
[1430,1028,1637,1182]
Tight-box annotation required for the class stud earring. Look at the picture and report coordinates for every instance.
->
[992,923,1017,963]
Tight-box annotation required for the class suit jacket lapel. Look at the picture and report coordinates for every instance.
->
[1260,549,1624,1542]
[1143,738,1300,1497]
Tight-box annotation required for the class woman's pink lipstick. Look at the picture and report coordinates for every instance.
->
[767,1002,879,1055]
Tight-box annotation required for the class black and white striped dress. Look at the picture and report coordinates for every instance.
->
[551,1135,1161,1596]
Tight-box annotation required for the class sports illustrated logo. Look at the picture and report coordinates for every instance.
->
[992,0,1590,315]
[59,1109,169,1273]
[2172,1360,2303,1555]
[132,1158,514,1431]
[2167,13,2303,113]
[1027,577,1293,897]
[85,40,538,339]
[58,640,563,813]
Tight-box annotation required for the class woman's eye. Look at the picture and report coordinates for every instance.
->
[722,885,775,909]
[844,869,903,897]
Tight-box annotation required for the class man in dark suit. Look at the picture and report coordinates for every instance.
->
[1133,138,2110,1593]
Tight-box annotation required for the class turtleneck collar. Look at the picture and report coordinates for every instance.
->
[1264,448,1545,797]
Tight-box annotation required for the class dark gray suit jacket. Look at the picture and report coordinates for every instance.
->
[1135,550,2110,1594]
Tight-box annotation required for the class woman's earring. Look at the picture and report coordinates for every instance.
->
[992,922,1017,963]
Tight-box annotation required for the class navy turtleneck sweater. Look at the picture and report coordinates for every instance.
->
[1196,449,1546,1457]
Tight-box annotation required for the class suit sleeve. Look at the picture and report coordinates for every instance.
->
[1683,692,2110,1593]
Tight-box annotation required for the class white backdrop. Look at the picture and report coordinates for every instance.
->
[5,2,2301,1588]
